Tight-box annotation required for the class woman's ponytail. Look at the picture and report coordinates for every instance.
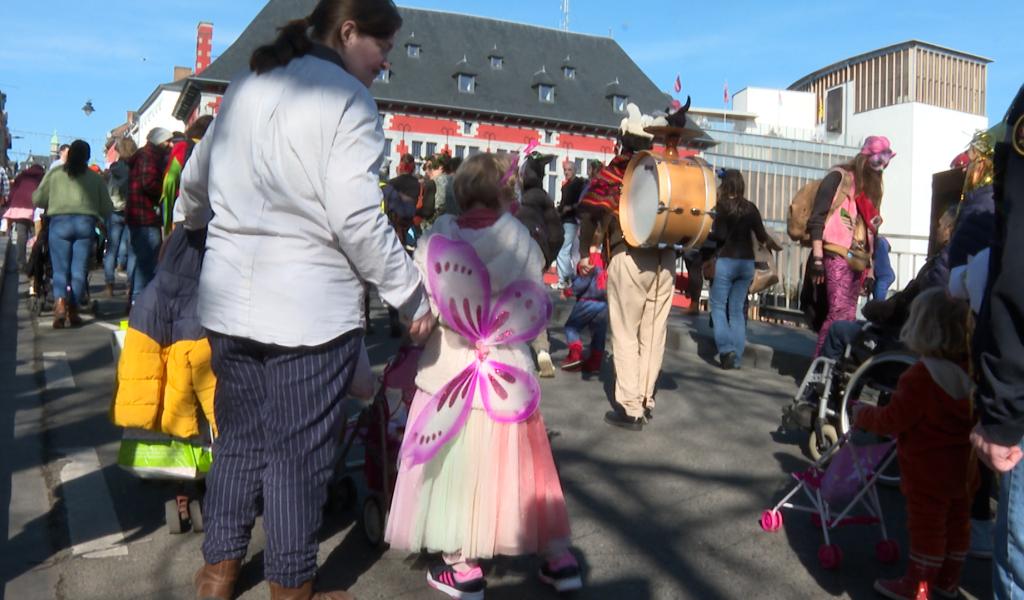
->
[250,17,313,74]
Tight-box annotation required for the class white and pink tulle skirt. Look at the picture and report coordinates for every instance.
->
[384,388,572,560]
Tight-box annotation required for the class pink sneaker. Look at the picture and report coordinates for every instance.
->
[538,552,582,592]
[427,564,485,599]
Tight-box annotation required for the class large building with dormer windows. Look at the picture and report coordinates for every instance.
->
[171,2,710,197]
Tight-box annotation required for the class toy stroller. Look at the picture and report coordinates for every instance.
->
[328,344,422,547]
[760,431,901,570]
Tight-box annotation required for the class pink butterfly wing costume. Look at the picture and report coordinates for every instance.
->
[385,214,573,559]
[402,234,551,466]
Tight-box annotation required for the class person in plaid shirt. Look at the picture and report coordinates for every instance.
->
[126,127,172,304]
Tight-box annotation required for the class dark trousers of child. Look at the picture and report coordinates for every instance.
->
[564,300,608,352]
[907,490,970,579]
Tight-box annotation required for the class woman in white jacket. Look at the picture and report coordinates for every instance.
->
[178,2,433,599]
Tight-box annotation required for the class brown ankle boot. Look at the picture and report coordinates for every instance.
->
[268,581,355,600]
[105,283,115,298]
[52,298,68,329]
[194,559,241,600]
[67,302,83,326]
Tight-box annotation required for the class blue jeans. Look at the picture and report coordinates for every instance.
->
[995,448,1024,599]
[710,258,755,363]
[104,211,131,284]
[48,215,96,305]
[821,320,863,361]
[128,225,162,304]
[556,222,579,283]
[564,299,608,352]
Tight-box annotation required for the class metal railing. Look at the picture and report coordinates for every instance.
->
[680,227,930,324]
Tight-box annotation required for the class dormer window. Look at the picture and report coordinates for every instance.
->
[458,74,476,94]
[563,66,576,80]
[612,95,628,113]
[538,84,555,103]
[490,56,504,70]
[374,69,391,83]
[406,44,421,58]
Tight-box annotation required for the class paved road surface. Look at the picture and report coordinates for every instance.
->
[0,245,993,599]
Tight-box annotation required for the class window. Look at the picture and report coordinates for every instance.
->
[544,130,554,144]
[574,158,582,173]
[538,84,555,103]
[547,175,557,195]
[374,69,391,83]
[406,44,421,58]
[612,95,628,112]
[425,142,437,156]
[563,66,576,80]
[490,56,503,70]
[458,74,476,94]
[412,141,422,158]
[383,138,392,157]
[826,87,844,133]
[455,145,466,158]
[468,146,480,156]
[462,120,473,135]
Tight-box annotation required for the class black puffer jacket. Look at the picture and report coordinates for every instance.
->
[516,155,564,267]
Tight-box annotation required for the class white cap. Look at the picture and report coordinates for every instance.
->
[147,127,173,146]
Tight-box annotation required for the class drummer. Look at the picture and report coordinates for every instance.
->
[577,103,676,431]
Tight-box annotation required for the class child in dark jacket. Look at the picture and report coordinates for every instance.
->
[853,288,977,600]
[561,252,608,373]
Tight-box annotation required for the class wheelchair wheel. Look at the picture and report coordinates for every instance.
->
[838,350,917,436]
[808,424,838,462]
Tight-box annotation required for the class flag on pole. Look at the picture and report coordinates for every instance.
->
[723,81,729,105]
[818,95,825,122]
[674,75,682,93]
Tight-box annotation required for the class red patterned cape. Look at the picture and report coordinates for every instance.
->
[578,154,631,215]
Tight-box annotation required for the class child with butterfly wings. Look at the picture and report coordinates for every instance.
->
[385,153,581,599]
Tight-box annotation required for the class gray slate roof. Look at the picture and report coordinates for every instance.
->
[182,3,701,137]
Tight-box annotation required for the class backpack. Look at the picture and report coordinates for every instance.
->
[787,168,854,246]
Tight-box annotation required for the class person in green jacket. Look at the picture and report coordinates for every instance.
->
[32,139,113,328]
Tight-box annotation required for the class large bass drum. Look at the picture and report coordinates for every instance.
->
[620,152,716,250]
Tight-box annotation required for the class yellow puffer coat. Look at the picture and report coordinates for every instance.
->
[110,227,217,438]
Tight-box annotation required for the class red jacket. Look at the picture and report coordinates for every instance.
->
[856,359,977,499]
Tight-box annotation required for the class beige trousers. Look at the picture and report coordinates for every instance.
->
[607,248,676,418]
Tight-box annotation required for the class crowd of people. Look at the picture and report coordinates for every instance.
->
[2,0,1022,598]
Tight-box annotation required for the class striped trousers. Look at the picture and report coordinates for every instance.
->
[201,330,359,588]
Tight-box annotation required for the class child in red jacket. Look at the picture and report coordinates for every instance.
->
[854,288,977,600]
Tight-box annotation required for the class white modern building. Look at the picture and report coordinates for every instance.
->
[788,40,990,254]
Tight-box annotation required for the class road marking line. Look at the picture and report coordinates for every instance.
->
[90,321,121,332]
[41,352,75,390]
[58,448,129,558]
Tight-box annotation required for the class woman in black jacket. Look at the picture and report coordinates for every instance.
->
[708,169,780,369]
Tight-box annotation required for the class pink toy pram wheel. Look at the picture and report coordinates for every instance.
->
[818,544,843,570]
[759,509,783,532]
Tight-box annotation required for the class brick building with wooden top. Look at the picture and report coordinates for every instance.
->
[171,2,710,197]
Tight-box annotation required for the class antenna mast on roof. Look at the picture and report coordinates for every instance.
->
[560,0,570,31]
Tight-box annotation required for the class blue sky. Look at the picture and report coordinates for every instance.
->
[3,0,1021,165]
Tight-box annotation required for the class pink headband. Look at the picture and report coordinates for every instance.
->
[500,139,540,185]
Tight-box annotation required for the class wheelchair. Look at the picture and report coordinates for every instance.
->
[781,322,917,469]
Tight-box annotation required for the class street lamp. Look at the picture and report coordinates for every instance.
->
[440,126,454,155]
[81,100,95,116]
[484,133,495,152]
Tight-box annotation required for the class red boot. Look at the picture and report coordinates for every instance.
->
[582,349,604,373]
[873,559,938,600]
[561,341,584,371]
[931,555,965,599]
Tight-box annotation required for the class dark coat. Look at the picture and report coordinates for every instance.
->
[948,184,995,270]
[517,155,564,266]
[973,84,1024,445]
